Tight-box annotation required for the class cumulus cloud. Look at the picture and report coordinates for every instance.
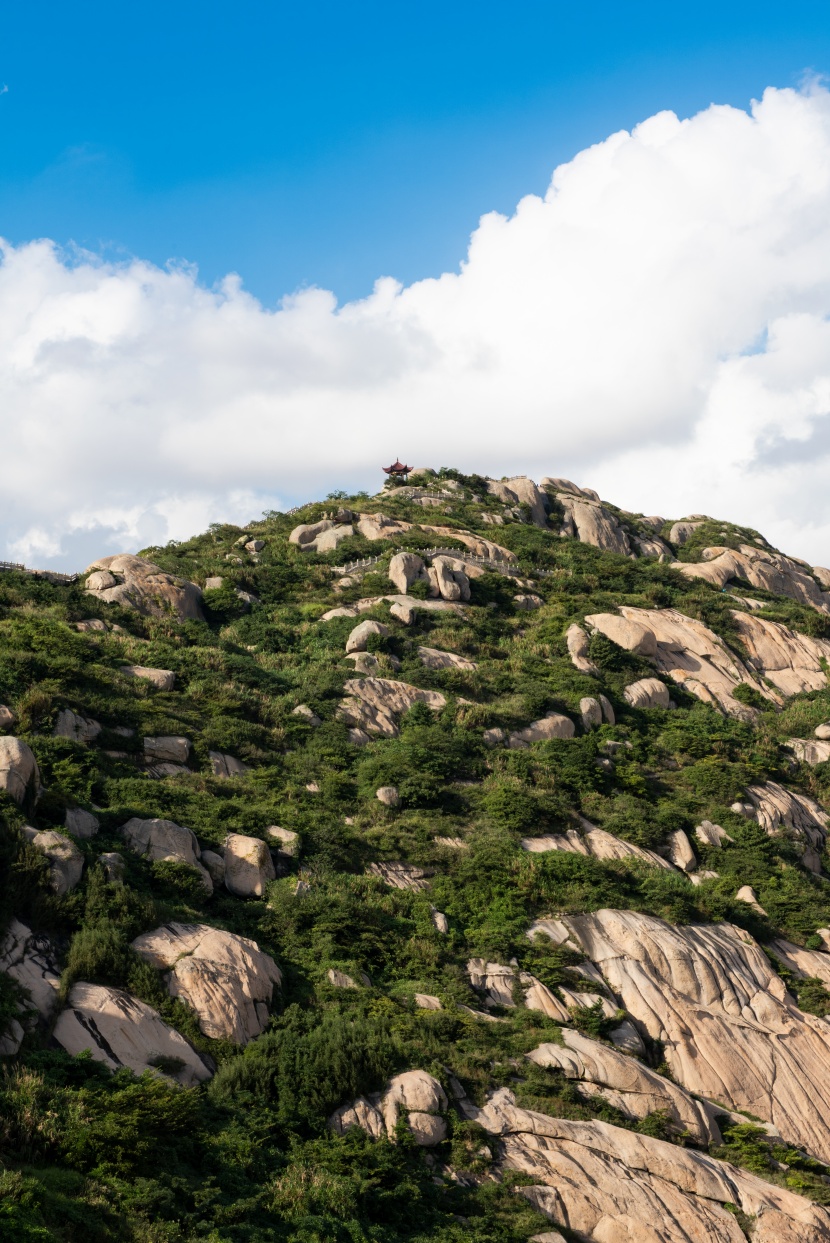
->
[4,82,830,568]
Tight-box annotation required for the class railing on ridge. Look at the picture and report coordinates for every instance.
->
[0,560,79,583]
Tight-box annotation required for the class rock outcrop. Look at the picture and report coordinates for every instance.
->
[677,544,830,615]
[84,554,204,621]
[131,923,281,1044]
[732,610,830,696]
[330,1069,448,1146]
[545,484,631,555]
[337,677,446,739]
[346,619,390,653]
[535,908,830,1165]
[565,623,598,674]
[527,1028,721,1145]
[209,751,248,778]
[623,677,671,709]
[24,829,84,895]
[417,646,477,671]
[787,738,830,765]
[54,983,211,1084]
[469,1089,830,1243]
[521,820,674,871]
[0,919,61,1052]
[486,477,549,527]
[120,817,212,892]
[0,737,40,806]
[65,807,99,839]
[223,833,276,897]
[53,708,101,744]
[744,781,829,871]
[120,665,176,691]
[508,712,575,748]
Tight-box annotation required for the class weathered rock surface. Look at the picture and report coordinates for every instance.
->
[375,785,400,807]
[668,520,704,545]
[388,551,427,594]
[466,958,569,1020]
[99,852,125,883]
[120,665,176,691]
[508,712,575,748]
[0,919,61,1042]
[65,807,99,838]
[579,696,602,729]
[596,607,772,719]
[521,822,674,871]
[267,826,299,856]
[321,594,463,625]
[131,922,281,1044]
[623,677,671,709]
[693,820,733,848]
[223,833,276,897]
[565,623,597,674]
[585,613,657,656]
[545,908,830,1165]
[527,1028,721,1145]
[732,610,830,696]
[745,781,829,870]
[678,544,830,615]
[144,736,191,764]
[0,737,40,806]
[663,829,696,872]
[337,677,445,739]
[120,817,212,891]
[209,751,248,779]
[417,645,477,671]
[554,493,631,555]
[84,554,204,621]
[345,619,390,653]
[54,708,101,744]
[788,738,830,765]
[54,983,211,1084]
[471,1089,830,1243]
[28,830,84,894]
[0,704,16,731]
[769,938,830,988]
[367,861,430,891]
[330,1069,448,1147]
[486,477,549,527]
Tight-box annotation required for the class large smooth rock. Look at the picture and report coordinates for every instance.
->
[417,645,477,671]
[0,705,16,731]
[486,477,549,527]
[120,665,176,691]
[585,613,657,656]
[693,820,733,847]
[0,919,61,1039]
[668,520,704,545]
[381,1070,448,1145]
[527,1028,721,1145]
[345,619,390,653]
[209,751,248,779]
[565,623,597,674]
[54,983,211,1084]
[579,697,602,729]
[53,708,101,744]
[508,712,574,748]
[84,554,204,621]
[29,830,84,895]
[131,922,281,1045]
[120,817,212,892]
[288,519,334,547]
[549,908,830,1166]
[0,738,40,807]
[744,781,828,871]
[388,551,427,594]
[367,861,430,891]
[521,821,673,871]
[664,828,696,872]
[144,736,191,764]
[678,544,830,615]
[470,1089,830,1243]
[467,958,569,1021]
[223,833,275,897]
[65,807,99,839]
[337,677,445,739]
[732,611,830,696]
[623,677,670,709]
[555,494,631,555]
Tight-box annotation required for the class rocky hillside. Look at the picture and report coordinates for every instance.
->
[7,468,830,1241]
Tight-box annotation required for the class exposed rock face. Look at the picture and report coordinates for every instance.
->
[663,829,696,872]
[99,852,125,883]
[321,594,463,624]
[54,983,211,1084]
[353,514,516,563]
[131,922,281,1045]
[0,737,40,806]
[527,1028,721,1145]
[543,908,830,1165]
[508,712,575,748]
[223,833,276,897]
[291,704,321,725]
[744,781,829,871]
[565,623,597,674]
[467,958,568,1021]
[678,544,830,615]
[732,610,830,696]
[0,704,16,731]
[375,785,400,807]
[623,677,670,709]
[54,708,101,744]
[634,533,674,560]
[521,821,674,871]
[769,938,830,987]
[0,919,61,1046]
[65,807,99,838]
[288,519,336,550]
[471,1089,830,1243]
[144,736,191,764]
[595,607,772,719]
[388,551,427,594]
[327,968,362,989]
[120,665,176,691]
[27,830,84,894]
[209,751,248,779]
[417,646,477,671]
[579,697,602,729]
[367,861,429,891]
[84,554,204,621]
[693,820,733,847]
[337,677,445,739]
[345,619,390,653]
[585,613,657,656]
[267,826,299,856]
[429,555,471,602]
[120,817,212,892]
[554,493,631,555]
[668,520,704,545]
[330,1070,448,1147]
[787,738,830,765]
[486,477,549,527]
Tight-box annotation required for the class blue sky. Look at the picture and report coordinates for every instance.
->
[4,0,830,304]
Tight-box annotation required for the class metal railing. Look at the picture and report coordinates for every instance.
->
[0,560,78,583]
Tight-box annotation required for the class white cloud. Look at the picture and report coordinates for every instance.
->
[4,83,830,568]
